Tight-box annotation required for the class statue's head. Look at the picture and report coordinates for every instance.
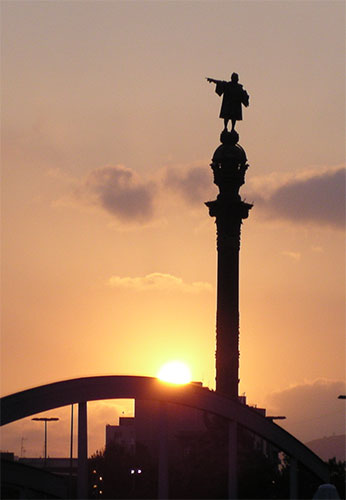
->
[231,72,239,83]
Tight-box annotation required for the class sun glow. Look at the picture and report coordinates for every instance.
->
[157,361,192,385]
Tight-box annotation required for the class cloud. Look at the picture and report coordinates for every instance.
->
[266,379,346,442]
[311,246,324,253]
[281,251,301,261]
[74,164,156,223]
[163,165,212,205]
[108,272,212,293]
[67,162,344,233]
[67,163,214,224]
[249,166,345,230]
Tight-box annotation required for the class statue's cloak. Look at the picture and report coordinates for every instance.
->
[215,81,249,121]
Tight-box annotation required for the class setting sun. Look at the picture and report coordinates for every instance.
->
[157,361,192,384]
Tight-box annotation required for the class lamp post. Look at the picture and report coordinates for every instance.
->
[32,417,59,467]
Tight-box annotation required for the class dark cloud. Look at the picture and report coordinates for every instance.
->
[254,167,345,229]
[164,166,211,205]
[266,379,346,443]
[76,165,156,223]
[73,164,345,230]
[70,163,215,223]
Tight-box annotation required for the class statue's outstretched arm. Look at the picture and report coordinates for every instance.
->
[206,77,219,84]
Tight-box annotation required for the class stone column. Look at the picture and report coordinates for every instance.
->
[206,130,252,400]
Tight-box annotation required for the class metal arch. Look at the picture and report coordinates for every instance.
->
[0,375,329,482]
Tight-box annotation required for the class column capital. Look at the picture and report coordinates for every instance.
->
[205,199,253,220]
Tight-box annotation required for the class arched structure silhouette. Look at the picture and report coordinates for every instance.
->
[1,375,329,498]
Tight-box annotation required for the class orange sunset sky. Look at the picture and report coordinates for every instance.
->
[1,1,345,457]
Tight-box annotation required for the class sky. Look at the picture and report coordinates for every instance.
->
[1,0,345,458]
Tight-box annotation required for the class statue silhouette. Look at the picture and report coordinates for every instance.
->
[207,73,249,131]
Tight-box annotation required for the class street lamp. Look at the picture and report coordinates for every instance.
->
[32,417,59,467]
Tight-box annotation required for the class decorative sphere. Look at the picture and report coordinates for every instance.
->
[212,141,247,167]
[220,129,239,145]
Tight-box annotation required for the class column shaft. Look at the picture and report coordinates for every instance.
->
[215,214,241,398]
